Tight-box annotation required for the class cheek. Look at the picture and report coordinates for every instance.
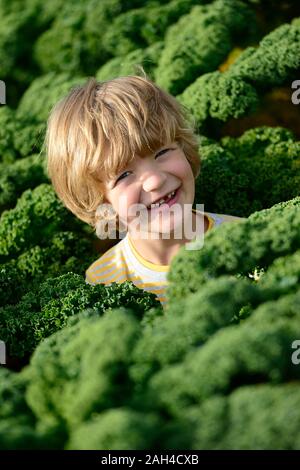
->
[172,157,194,181]
[173,157,195,202]
[113,188,139,217]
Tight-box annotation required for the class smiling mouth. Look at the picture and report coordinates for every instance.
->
[146,187,180,210]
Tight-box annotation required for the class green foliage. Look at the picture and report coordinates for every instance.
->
[155,0,257,94]
[0,367,64,449]
[180,383,300,449]
[16,72,85,124]
[148,291,300,416]
[66,408,161,450]
[179,18,300,132]
[0,368,32,422]
[96,42,164,81]
[101,9,147,58]
[0,153,48,213]
[0,273,161,358]
[34,3,93,75]
[230,18,300,87]
[25,308,141,427]
[196,127,300,216]
[33,0,147,75]
[0,107,18,164]
[0,183,98,306]
[102,0,199,57]
[167,196,300,305]
[0,184,83,260]
[0,5,38,81]
[258,250,300,297]
[178,71,259,131]
[132,259,300,398]
[140,0,198,45]
[0,262,28,308]
[25,0,72,27]
[11,73,85,157]
[130,277,261,385]
[0,230,96,308]
[1,0,300,451]
[6,266,299,449]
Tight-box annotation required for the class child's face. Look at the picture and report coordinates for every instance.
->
[102,142,195,239]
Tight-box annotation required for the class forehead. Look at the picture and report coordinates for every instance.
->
[93,107,180,183]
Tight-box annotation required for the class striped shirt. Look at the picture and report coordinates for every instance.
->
[85,211,242,307]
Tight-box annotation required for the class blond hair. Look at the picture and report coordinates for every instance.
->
[45,74,201,230]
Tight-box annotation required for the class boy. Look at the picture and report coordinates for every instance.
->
[46,75,241,307]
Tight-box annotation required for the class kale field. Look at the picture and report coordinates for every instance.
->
[1,0,300,450]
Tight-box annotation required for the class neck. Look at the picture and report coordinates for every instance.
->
[127,211,208,266]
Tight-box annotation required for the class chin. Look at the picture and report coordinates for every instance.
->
[150,218,185,240]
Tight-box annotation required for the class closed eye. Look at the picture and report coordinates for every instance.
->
[115,170,131,184]
[114,147,175,185]
[155,148,173,158]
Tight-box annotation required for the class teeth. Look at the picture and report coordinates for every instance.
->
[148,190,176,209]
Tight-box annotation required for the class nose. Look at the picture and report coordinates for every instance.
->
[138,157,167,192]
[141,169,167,193]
